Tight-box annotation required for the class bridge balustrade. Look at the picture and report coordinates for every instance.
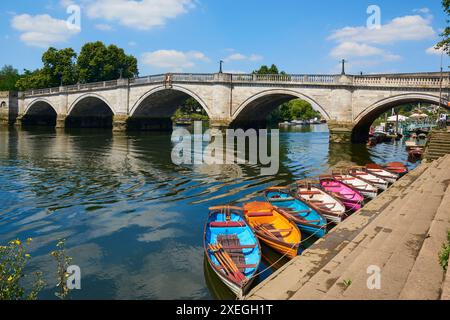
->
[21,72,449,98]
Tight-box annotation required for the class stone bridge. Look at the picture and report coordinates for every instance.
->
[0,72,448,143]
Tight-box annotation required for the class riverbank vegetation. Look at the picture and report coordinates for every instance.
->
[436,0,449,56]
[0,238,73,300]
[172,98,209,122]
[0,41,138,91]
[439,231,450,271]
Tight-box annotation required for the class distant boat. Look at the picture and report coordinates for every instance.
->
[243,202,301,259]
[175,118,193,126]
[264,187,327,238]
[204,206,261,298]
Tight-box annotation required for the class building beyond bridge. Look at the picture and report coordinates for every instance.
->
[0,72,448,143]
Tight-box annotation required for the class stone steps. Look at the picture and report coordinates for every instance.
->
[400,171,450,300]
[425,131,450,161]
[337,161,448,300]
[442,266,450,300]
[319,161,446,299]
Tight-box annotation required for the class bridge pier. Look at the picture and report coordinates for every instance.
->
[328,121,355,144]
[14,114,24,127]
[113,115,129,132]
[56,115,67,129]
[0,91,19,126]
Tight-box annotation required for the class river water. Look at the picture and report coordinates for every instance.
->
[0,125,416,299]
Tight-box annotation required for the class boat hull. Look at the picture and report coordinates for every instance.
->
[320,178,365,213]
[204,207,261,298]
[243,202,301,259]
[265,189,327,238]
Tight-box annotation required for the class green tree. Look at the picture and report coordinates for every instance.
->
[15,69,50,91]
[253,64,286,75]
[15,47,77,90]
[288,99,321,120]
[77,41,138,83]
[436,0,450,55]
[41,47,78,86]
[0,65,20,91]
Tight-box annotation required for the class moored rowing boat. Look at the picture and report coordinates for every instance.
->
[204,206,261,298]
[264,187,327,238]
[319,175,365,212]
[365,164,399,184]
[295,181,348,224]
[332,173,379,199]
[348,167,389,191]
[243,202,301,259]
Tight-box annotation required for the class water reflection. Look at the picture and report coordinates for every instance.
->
[0,125,416,299]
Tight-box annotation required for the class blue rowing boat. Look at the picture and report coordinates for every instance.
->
[203,206,261,298]
[264,187,327,238]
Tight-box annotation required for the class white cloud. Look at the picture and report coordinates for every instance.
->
[331,42,401,61]
[11,14,80,48]
[86,0,194,30]
[426,45,444,56]
[413,8,431,14]
[224,53,263,62]
[327,14,436,66]
[95,23,114,31]
[328,15,435,45]
[142,50,209,72]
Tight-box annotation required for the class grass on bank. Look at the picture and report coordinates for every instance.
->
[439,231,450,271]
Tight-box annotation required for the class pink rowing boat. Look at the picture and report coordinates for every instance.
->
[319,175,365,212]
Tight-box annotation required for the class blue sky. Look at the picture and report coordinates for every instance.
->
[0,0,449,76]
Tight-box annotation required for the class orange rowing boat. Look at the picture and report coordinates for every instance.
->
[243,202,301,259]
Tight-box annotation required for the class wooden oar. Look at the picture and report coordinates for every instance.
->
[253,222,281,240]
[209,244,246,283]
[215,244,247,283]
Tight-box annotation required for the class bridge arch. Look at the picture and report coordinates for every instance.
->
[352,93,441,142]
[130,85,212,118]
[231,89,331,127]
[22,99,58,126]
[67,94,115,128]
[129,85,211,130]
[0,101,6,108]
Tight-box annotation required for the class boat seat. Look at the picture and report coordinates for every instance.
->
[222,244,257,250]
[217,264,257,271]
[269,197,295,202]
[246,212,273,217]
[210,222,245,228]
[299,191,322,195]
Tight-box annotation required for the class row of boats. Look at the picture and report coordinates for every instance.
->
[203,162,409,298]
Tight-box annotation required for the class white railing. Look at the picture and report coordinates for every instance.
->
[22,72,449,97]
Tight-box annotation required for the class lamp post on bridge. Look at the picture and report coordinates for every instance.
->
[341,59,347,75]
[219,60,224,74]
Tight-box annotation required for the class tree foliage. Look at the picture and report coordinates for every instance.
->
[253,64,286,75]
[13,41,139,91]
[77,42,138,83]
[436,0,450,55]
[0,65,21,91]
